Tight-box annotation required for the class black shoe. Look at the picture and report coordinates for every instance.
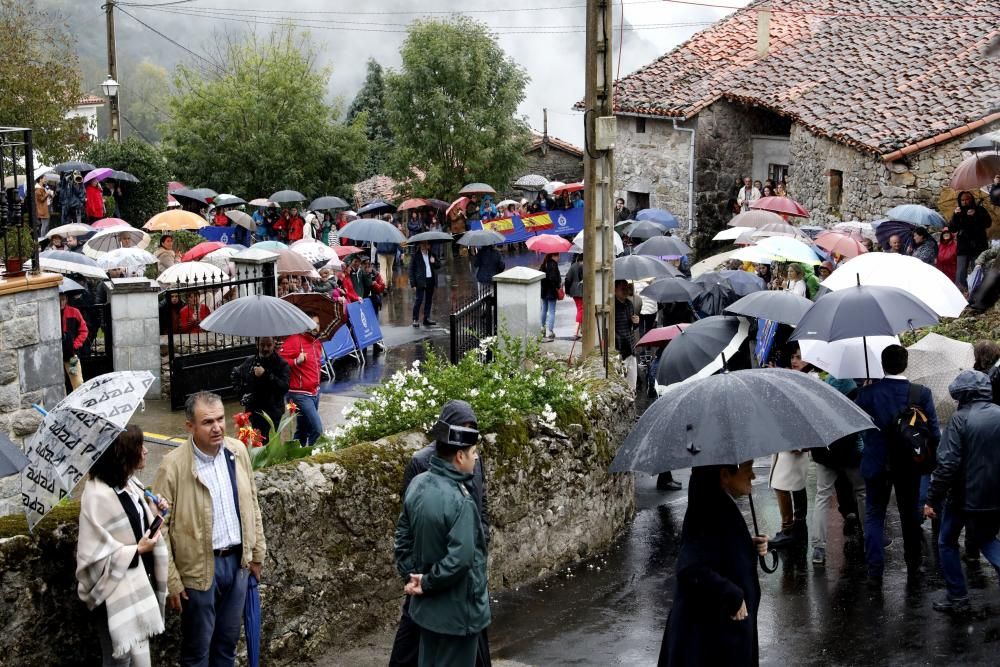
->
[843,513,861,537]
[770,530,795,549]
[933,597,971,615]
[792,521,808,544]
[423,319,437,326]
[866,574,883,590]
[655,473,682,491]
[412,320,420,328]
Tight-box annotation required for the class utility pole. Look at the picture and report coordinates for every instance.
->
[581,0,616,369]
[104,1,121,142]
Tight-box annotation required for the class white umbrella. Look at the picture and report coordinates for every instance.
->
[690,248,746,276]
[543,181,565,195]
[713,226,754,241]
[832,220,876,240]
[730,245,776,265]
[906,333,976,422]
[290,239,336,265]
[46,223,93,239]
[496,199,518,209]
[754,236,822,264]
[157,261,227,286]
[798,336,899,380]
[821,252,967,318]
[96,247,157,271]
[37,250,108,280]
[572,229,624,256]
[83,225,150,258]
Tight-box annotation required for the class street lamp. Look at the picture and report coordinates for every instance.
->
[101,75,121,142]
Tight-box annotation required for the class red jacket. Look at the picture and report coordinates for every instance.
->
[61,305,89,354]
[178,304,211,334]
[287,215,305,242]
[937,238,957,282]
[279,332,324,395]
[84,184,104,220]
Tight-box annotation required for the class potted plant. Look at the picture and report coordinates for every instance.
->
[3,223,37,277]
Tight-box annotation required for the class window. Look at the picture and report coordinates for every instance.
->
[767,163,788,184]
[635,117,646,134]
[627,191,650,212]
[828,169,843,212]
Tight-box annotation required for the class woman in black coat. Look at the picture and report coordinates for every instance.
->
[659,462,766,667]
[951,190,993,290]
[539,253,561,341]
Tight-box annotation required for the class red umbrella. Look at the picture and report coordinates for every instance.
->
[950,154,1000,191]
[397,198,429,212]
[334,245,362,259]
[92,217,129,229]
[751,196,809,218]
[727,210,784,228]
[446,196,470,217]
[636,324,690,347]
[525,234,573,254]
[814,231,868,258]
[553,182,585,195]
[182,241,226,262]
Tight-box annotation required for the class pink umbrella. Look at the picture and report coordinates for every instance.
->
[167,181,185,206]
[727,210,784,228]
[636,324,690,347]
[182,241,226,262]
[525,234,573,254]
[814,231,868,258]
[446,196,470,218]
[950,154,1000,191]
[92,217,128,229]
[83,167,114,184]
[750,196,809,218]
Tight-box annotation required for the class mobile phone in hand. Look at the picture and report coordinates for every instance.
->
[148,515,163,537]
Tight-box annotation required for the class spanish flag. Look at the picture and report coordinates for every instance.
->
[483,218,516,234]
[521,212,554,232]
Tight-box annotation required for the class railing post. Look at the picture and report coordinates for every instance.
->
[450,312,459,363]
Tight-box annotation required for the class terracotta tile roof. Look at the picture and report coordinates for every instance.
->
[528,132,583,157]
[609,0,999,156]
[77,95,106,106]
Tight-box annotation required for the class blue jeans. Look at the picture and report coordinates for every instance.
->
[289,392,322,445]
[938,502,968,599]
[540,298,557,333]
[180,552,248,667]
[864,470,922,578]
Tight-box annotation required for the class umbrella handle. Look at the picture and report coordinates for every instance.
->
[748,494,779,574]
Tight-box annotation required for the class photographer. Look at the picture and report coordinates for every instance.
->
[60,171,86,224]
[232,336,291,436]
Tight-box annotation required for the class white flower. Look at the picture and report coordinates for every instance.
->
[497,388,506,399]
[412,359,421,369]
[469,388,480,398]
[537,376,546,388]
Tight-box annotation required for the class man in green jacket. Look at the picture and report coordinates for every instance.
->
[394,403,490,666]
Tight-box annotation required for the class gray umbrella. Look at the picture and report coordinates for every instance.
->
[407,231,454,243]
[225,210,256,232]
[614,255,679,280]
[458,229,505,247]
[641,276,703,303]
[270,189,306,204]
[339,218,406,244]
[213,194,246,208]
[39,249,108,279]
[52,161,96,174]
[725,290,813,326]
[960,134,999,152]
[309,196,349,210]
[789,285,939,343]
[201,294,317,337]
[58,277,86,294]
[622,220,668,240]
[634,235,692,257]
[109,170,139,183]
[610,367,874,475]
[0,433,29,478]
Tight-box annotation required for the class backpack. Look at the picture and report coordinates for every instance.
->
[890,383,936,473]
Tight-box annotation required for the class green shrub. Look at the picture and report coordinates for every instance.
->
[84,138,171,228]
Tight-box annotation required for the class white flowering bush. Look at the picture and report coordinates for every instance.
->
[321,331,594,450]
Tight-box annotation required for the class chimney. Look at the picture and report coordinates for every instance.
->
[542,108,549,156]
[756,5,771,59]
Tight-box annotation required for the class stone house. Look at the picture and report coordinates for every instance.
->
[608,0,999,248]
[520,131,584,184]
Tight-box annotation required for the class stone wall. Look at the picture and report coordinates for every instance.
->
[615,114,693,229]
[0,358,635,666]
[521,148,584,184]
[0,275,67,516]
[109,279,162,396]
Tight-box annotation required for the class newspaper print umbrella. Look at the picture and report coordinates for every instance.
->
[21,371,154,530]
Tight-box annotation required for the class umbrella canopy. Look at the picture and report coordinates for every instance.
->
[906,333,976,422]
[169,187,212,206]
[553,182,584,195]
[225,210,256,231]
[457,229,505,247]
[58,277,87,294]
[52,161,96,174]
[886,204,945,228]
[426,198,450,211]
[713,226,754,242]
[339,218,406,244]
[248,198,276,207]
[832,220,876,239]
[269,190,306,204]
[96,248,157,271]
[397,198,429,212]
[731,244,777,265]
[356,200,398,216]
[525,234,573,254]
[182,241,226,262]
[407,231,455,244]
[749,222,813,242]
[251,240,288,252]
[543,181,566,195]
[83,167,113,184]
[611,367,873,475]
[691,275,738,316]
[333,245,363,259]
[725,290,813,326]
[728,210,784,228]
[873,219,914,252]
[815,230,868,258]
[213,193,246,208]
[514,174,549,190]
[641,276,703,303]
[143,210,208,232]
[635,208,679,229]
[636,324,691,347]
[201,294,317,337]
[822,252,967,317]
[0,432,29,478]
[92,217,129,229]
[275,249,320,278]
[690,249,745,277]
[157,261,227,286]
[290,239,337,265]
[790,285,939,343]
[446,196,470,218]
[717,269,766,296]
[109,170,138,183]
[614,255,678,281]
[39,250,108,279]
[203,246,243,271]
[751,196,809,218]
[623,220,669,240]
[496,199,518,209]
[950,154,1000,191]
[573,229,625,256]
[84,226,151,258]
[754,236,822,264]
[656,316,751,388]
[459,182,496,195]
[190,187,218,202]
[46,223,93,239]
[960,134,999,152]
[798,336,899,379]
[309,195,349,210]
[282,293,341,339]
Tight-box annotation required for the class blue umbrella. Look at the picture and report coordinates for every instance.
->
[874,219,914,251]
[636,208,679,229]
[886,204,945,229]
[357,199,396,215]
[244,573,260,667]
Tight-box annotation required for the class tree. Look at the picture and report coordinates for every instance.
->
[85,138,170,227]
[122,60,171,144]
[0,0,87,163]
[347,59,394,179]
[384,17,531,199]
[161,26,368,200]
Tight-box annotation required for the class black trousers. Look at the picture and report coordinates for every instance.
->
[413,284,435,322]
[389,598,492,667]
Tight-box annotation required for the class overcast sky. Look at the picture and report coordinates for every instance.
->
[103,0,750,146]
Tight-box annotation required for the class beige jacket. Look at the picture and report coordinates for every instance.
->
[152,436,266,595]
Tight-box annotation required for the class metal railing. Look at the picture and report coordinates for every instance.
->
[449,284,497,363]
[0,127,40,275]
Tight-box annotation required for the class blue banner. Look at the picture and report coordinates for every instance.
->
[323,325,357,362]
[199,226,237,243]
[755,318,779,367]
[468,207,584,244]
[347,298,383,349]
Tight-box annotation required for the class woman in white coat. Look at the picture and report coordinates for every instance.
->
[769,344,814,548]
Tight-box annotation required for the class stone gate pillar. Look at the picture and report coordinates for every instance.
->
[109,278,162,394]
[493,266,544,346]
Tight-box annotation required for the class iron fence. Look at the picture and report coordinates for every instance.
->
[0,127,40,275]
[449,284,497,363]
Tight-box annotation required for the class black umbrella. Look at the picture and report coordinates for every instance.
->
[614,255,679,280]
[52,161,96,174]
[357,199,396,215]
[213,194,246,208]
[725,290,813,326]
[0,432,29,478]
[309,195,349,210]
[457,229,505,247]
[718,269,766,296]
[691,274,738,316]
[201,294,317,337]
[407,231,454,243]
[458,182,496,195]
[641,276,703,303]
[657,316,750,387]
[789,285,939,343]
[338,218,406,244]
[270,190,306,204]
[624,220,668,240]
[170,187,211,206]
[634,235,692,257]
[426,198,450,211]
[109,170,139,183]
[960,135,999,153]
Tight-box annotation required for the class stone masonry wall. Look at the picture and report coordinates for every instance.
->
[0,359,636,666]
[521,148,584,185]
[615,114,692,229]
[110,280,162,396]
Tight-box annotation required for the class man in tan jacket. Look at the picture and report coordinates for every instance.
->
[153,391,266,667]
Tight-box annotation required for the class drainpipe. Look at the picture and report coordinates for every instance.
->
[672,118,696,234]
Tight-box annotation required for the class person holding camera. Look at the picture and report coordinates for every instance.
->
[231,336,291,436]
[61,171,86,224]
[77,425,170,667]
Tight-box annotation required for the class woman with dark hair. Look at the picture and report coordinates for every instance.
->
[539,253,561,341]
[973,339,1000,406]
[950,190,992,290]
[658,462,767,666]
[77,426,169,666]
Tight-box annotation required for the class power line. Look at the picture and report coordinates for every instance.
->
[120,113,156,144]
[118,0,201,7]
[136,0,668,16]
[116,6,225,72]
